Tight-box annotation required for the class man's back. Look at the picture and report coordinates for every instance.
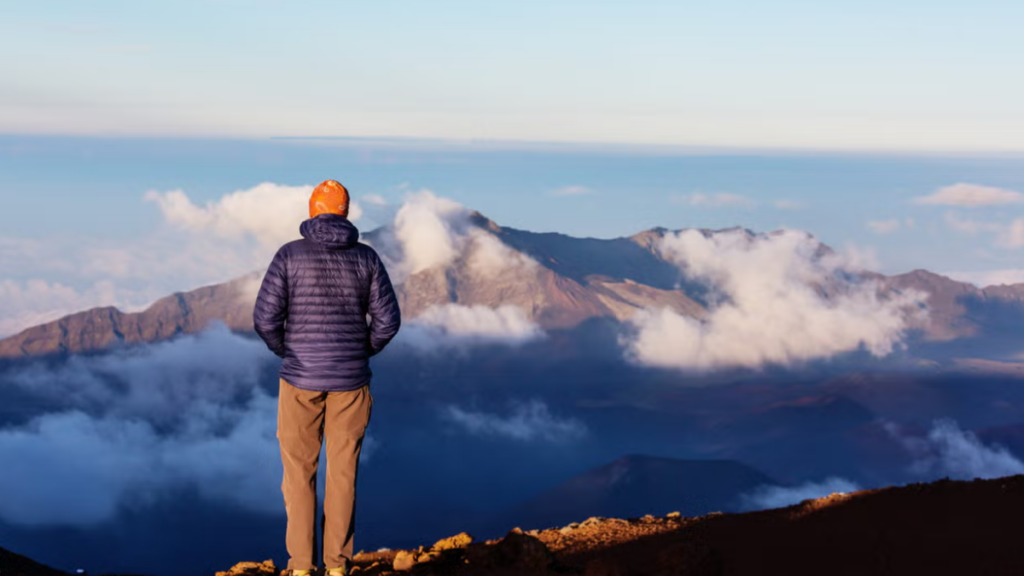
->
[253,212,401,391]
[253,180,400,576]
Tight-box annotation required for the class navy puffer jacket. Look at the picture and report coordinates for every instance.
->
[253,213,401,391]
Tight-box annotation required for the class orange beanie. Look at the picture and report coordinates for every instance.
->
[309,180,351,218]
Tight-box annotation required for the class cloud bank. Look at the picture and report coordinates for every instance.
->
[441,399,587,442]
[399,304,544,351]
[893,419,1024,480]
[0,325,369,527]
[622,229,925,370]
[739,477,861,511]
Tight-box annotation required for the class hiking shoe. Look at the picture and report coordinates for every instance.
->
[326,567,348,576]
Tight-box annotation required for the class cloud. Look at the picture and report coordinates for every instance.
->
[0,278,159,338]
[675,192,755,208]
[399,304,544,351]
[913,183,1024,207]
[0,182,377,336]
[943,212,1024,249]
[441,400,586,442]
[0,325,389,527]
[621,229,926,370]
[145,182,364,248]
[550,185,593,196]
[387,190,471,278]
[891,419,1024,481]
[738,477,861,511]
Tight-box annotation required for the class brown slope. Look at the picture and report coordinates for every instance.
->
[0,273,259,359]
[884,268,1024,341]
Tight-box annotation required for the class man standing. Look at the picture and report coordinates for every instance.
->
[254,180,401,576]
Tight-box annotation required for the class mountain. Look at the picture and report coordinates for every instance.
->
[501,454,775,531]
[0,273,259,358]
[213,473,1024,576]
[3,214,1024,360]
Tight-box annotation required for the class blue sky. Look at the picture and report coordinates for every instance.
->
[3,0,1024,151]
[2,2,1024,336]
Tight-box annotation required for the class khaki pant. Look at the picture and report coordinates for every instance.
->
[277,378,373,571]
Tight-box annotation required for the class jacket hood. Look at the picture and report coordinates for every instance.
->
[300,213,360,249]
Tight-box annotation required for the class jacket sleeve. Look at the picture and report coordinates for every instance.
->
[253,247,289,358]
[367,251,401,356]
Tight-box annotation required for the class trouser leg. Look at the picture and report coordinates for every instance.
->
[322,384,373,570]
[277,378,327,572]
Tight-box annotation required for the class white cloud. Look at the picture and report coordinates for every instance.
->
[145,182,364,248]
[867,219,902,234]
[0,326,296,526]
[400,304,544,351]
[999,218,1024,249]
[0,324,382,527]
[441,400,586,442]
[913,183,1024,207]
[675,192,755,208]
[739,477,861,511]
[892,419,1024,481]
[384,190,472,279]
[551,185,593,196]
[943,212,1024,249]
[621,229,925,370]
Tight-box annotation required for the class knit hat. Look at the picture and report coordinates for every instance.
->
[309,180,351,218]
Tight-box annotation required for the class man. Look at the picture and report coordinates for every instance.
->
[254,179,401,576]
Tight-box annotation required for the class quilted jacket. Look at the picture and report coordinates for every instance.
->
[253,213,401,391]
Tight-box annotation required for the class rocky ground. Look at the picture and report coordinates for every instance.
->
[215,473,1024,576]
[9,474,1024,576]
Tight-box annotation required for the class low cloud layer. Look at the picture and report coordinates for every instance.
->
[741,418,1024,513]
[739,477,861,511]
[893,419,1024,480]
[622,229,925,370]
[441,399,587,442]
[0,325,373,527]
[399,304,544,351]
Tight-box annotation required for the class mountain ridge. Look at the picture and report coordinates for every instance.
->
[2,216,1024,359]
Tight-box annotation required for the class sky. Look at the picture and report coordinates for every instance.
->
[1,1,1024,337]
[2,0,1024,151]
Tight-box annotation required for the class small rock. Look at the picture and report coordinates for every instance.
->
[393,550,416,571]
[641,514,656,522]
[527,529,540,536]
[496,529,554,570]
[667,511,681,518]
[215,560,277,576]
[581,516,604,526]
[432,532,474,551]
[559,526,575,535]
